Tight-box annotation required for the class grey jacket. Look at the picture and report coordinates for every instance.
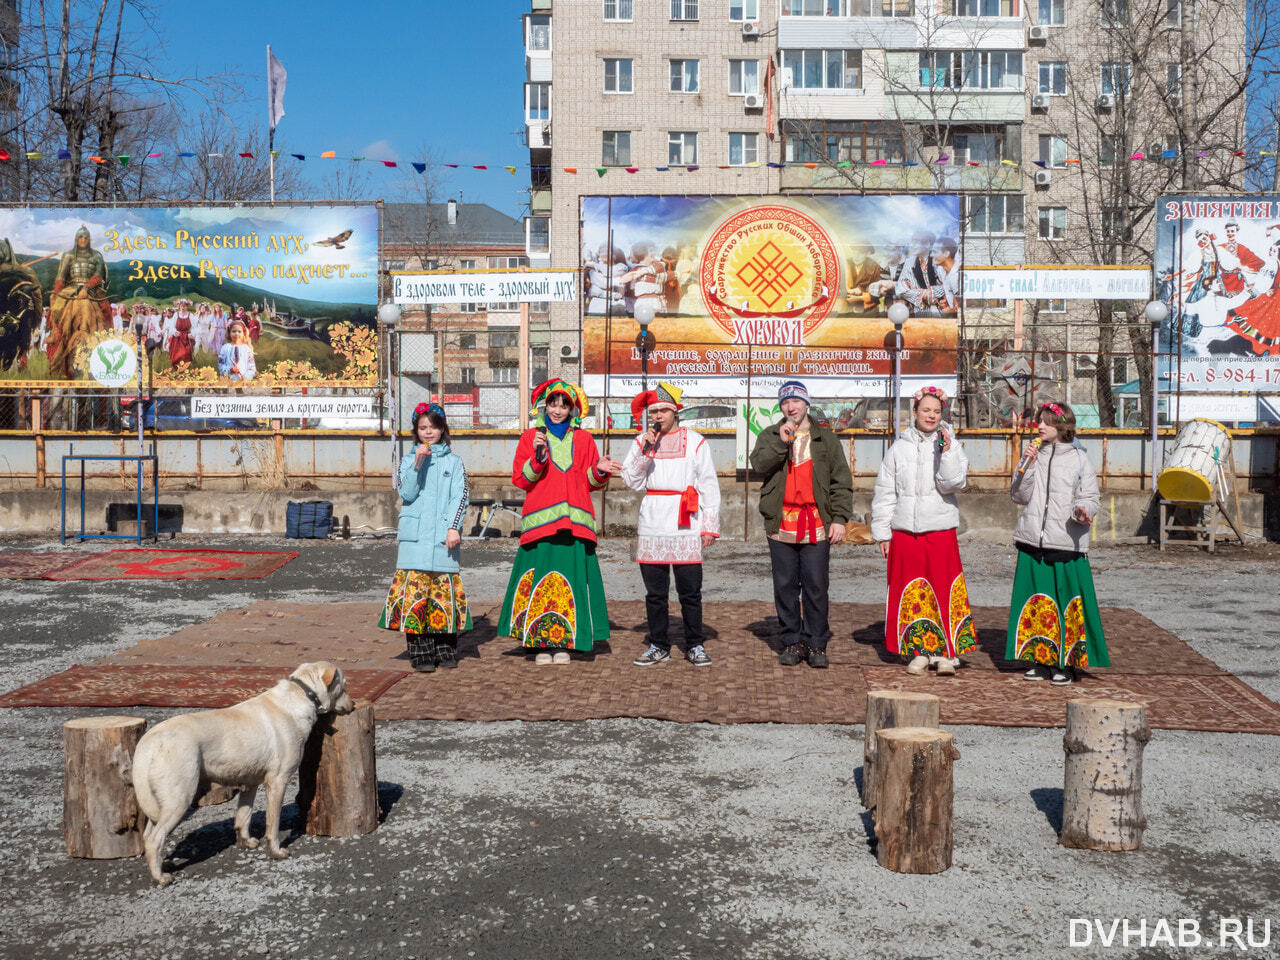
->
[1010,442,1099,554]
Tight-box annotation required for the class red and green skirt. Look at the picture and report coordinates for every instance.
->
[497,531,609,651]
[885,528,978,659]
[379,570,472,635]
[1005,546,1109,669]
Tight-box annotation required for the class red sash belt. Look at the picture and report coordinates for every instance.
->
[646,486,699,527]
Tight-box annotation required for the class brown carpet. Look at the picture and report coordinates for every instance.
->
[47,548,297,581]
[4,600,1274,732]
[0,552,83,579]
[0,665,407,710]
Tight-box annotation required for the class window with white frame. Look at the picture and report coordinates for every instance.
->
[603,131,631,166]
[1100,0,1128,26]
[1165,0,1181,26]
[526,217,550,255]
[1166,64,1181,100]
[1039,299,1067,313]
[526,15,550,50]
[920,51,1023,90]
[728,133,759,165]
[1038,206,1067,240]
[604,58,633,93]
[729,59,760,96]
[1101,62,1131,96]
[965,298,1009,310]
[670,0,698,20]
[730,0,759,18]
[1073,352,1098,378]
[781,0,841,13]
[459,334,477,349]
[781,49,863,90]
[668,131,698,165]
[491,330,519,347]
[489,256,528,269]
[954,0,1016,15]
[603,0,633,20]
[460,367,477,385]
[1038,0,1064,23]
[459,259,477,270]
[387,260,405,271]
[841,0,914,13]
[1111,356,1129,385]
[670,59,700,93]
[458,303,478,314]
[966,194,1025,234]
[1038,134,1067,168]
[491,366,519,384]
[525,83,549,121]
[1038,61,1067,95]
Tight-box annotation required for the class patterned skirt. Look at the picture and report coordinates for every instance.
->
[884,528,977,659]
[1005,547,1109,669]
[497,531,609,651]
[378,570,472,636]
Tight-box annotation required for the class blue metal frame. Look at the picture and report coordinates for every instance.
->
[60,448,160,545]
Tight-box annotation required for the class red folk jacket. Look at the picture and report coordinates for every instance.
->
[512,427,611,545]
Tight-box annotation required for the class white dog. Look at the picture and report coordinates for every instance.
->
[131,661,354,885]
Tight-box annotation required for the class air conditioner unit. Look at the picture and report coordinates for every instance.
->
[1034,169,1053,186]
[1031,93,1049,110]
[1028,24,1049,41]
[743,92,763,109]
[741,20,760,36]
[559,344,579,361]
[1096,93,1116,110]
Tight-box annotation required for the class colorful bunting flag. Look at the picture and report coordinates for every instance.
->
[26,152,41,160]
[504,165,516,175]
[626,167,639,173]
[292,153,305,160]
[1128,152,1145,160]
[117,155,129,166]
[383,160,397,167]
[58,149,71,159]
[595,167,606,177]
[0,150,10,162]
[562,167,577,173]
[411,162,426,173]
[320,150,336,159]
[239,152,254,158]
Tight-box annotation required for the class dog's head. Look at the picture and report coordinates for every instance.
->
[289,661,355,715]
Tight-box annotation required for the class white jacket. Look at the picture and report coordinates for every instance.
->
[1011,441,1099,553]
[870,424,968,541]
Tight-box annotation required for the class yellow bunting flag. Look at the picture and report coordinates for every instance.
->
[320,150,336,159]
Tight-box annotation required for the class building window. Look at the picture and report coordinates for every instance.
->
[491,366,519,384]
[783,120,904,164]
[491,330,519,347]
[1100,63,1131,96]
[728,132,759,165]
[459,334,477,349]
[602,130,632,166]
[729,59,759,96]
[947,127,1019,164]
[460,367,476,385]
[604,58,633,94]
[781,0,839,13]
[668,131,698,165]
[920,51,1023,90]
[965,298,1009,310]
[1039,299,1067,314]
[966,194,1025,234]
[489,256,527,269]
[488,302,519,313]
[1111,356,1129,386]
[603,0,633,20]
[954,0,1016,15]
[459,259,477,270]
[670,0,699,20]
[1100,0,1128,26]
[1038,206,1067,240]
[458,303,478,314]
[781,50,863,90]
[670,59,700,93]
[1165,0,1181,26]
[525,83,549,121]
[1038,61,1067,95]
[1038,134,1067,168]
[730,0,759,18]
[387,260,405,271]
[1166,64,1181,100]
[527,14,550,50]
[526,217,550,255]
[1037,0,1063,21]
[839,0,914,13]
[532,346,549,383]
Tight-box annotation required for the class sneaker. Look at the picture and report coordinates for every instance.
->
[1023,665,1051,681]
[936,657,957,676]
[534,652,553,665]
[633,644,670,666]
[686,645,712,667]
[778,643,804,666]
[906,655,930,676]
[437,647,458,669]
[552,650,571,665]
[806,647,830,669]
[411,659,436,674]
[1050,667,1075,685]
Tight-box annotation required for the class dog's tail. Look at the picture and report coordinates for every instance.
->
[130,733,162,824]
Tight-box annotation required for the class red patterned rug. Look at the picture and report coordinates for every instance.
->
[47,548,298,581]
[0,665,407,709]
[0,552,83,579]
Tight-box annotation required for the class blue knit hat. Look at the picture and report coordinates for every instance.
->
[777,380,810,406]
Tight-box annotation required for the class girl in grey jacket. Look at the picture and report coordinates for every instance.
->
[1005,402,1110,685]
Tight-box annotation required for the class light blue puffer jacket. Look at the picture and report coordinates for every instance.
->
[395,443,469,573]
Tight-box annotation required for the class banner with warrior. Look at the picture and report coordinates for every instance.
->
[0,204,379,391]
[580,194,960,399]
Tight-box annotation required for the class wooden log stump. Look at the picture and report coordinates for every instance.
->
[1060,698,1149,851]
[62,716,146,859]
[863,690,940,809]
[873,727,959,874]
[295,701,378,837]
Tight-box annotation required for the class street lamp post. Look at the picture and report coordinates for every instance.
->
[887,301,910,440]
[635,298,657,431]
[378,302,402,475]
[1143,299,1169,493]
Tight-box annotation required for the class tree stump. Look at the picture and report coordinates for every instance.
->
[295,701,378,837]
[1060,698,1149,851]
[873,727,959,874]
[62,716,146,859]
[863,690,940,809]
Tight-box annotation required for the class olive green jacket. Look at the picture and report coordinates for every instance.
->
[749,418,853,535]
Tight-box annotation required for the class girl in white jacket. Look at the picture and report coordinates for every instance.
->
[1006,401,1109,685]
[871,386,977,676]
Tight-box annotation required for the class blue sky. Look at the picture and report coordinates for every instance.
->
[154,0,531,218]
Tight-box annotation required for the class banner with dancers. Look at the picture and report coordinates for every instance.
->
[1154,196,1280,402]
[580,194,961,399]
[0,204,379,391]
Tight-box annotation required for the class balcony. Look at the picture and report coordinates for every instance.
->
[780,162,1021,192]
[489,344,520,367]
[531,0,551,9]
[524,121,552,149]
[530,188,552,215]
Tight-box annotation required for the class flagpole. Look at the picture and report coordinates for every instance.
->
[267,45,275,204]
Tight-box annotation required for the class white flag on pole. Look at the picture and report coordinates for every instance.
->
[267,46,287,131]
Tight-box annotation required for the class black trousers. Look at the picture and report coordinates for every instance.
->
[767,539,832,650]
[406,632,456,667]
[640,562,704,650]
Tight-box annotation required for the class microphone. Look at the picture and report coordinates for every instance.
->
[535,425,548,464]
[1017,438,1042,475]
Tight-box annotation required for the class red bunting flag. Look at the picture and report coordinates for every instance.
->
[0,150,10,162]
[239,152,254,158]
[625,167,639,173]
[473,164,487,170]
[563,167,577,173]
[382,160,397,167]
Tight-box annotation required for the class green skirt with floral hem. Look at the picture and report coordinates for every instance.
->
[379,570,473,635]
[1005,548,1109,669]
[497,532,609,651]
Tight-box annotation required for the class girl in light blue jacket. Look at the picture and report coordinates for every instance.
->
[378,403,471,671]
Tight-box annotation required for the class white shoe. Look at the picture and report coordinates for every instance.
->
[552,651,571,665]
[534,652,553,665]
[936,658,957,676]
[1023,664,1051,681]
[906,655,929,676]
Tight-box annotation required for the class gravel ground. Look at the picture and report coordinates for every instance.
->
[0,534,1277,960]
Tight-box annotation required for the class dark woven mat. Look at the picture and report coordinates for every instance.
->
[0,551,83,579]
[47,548,297,581]
[0,665,407,710]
